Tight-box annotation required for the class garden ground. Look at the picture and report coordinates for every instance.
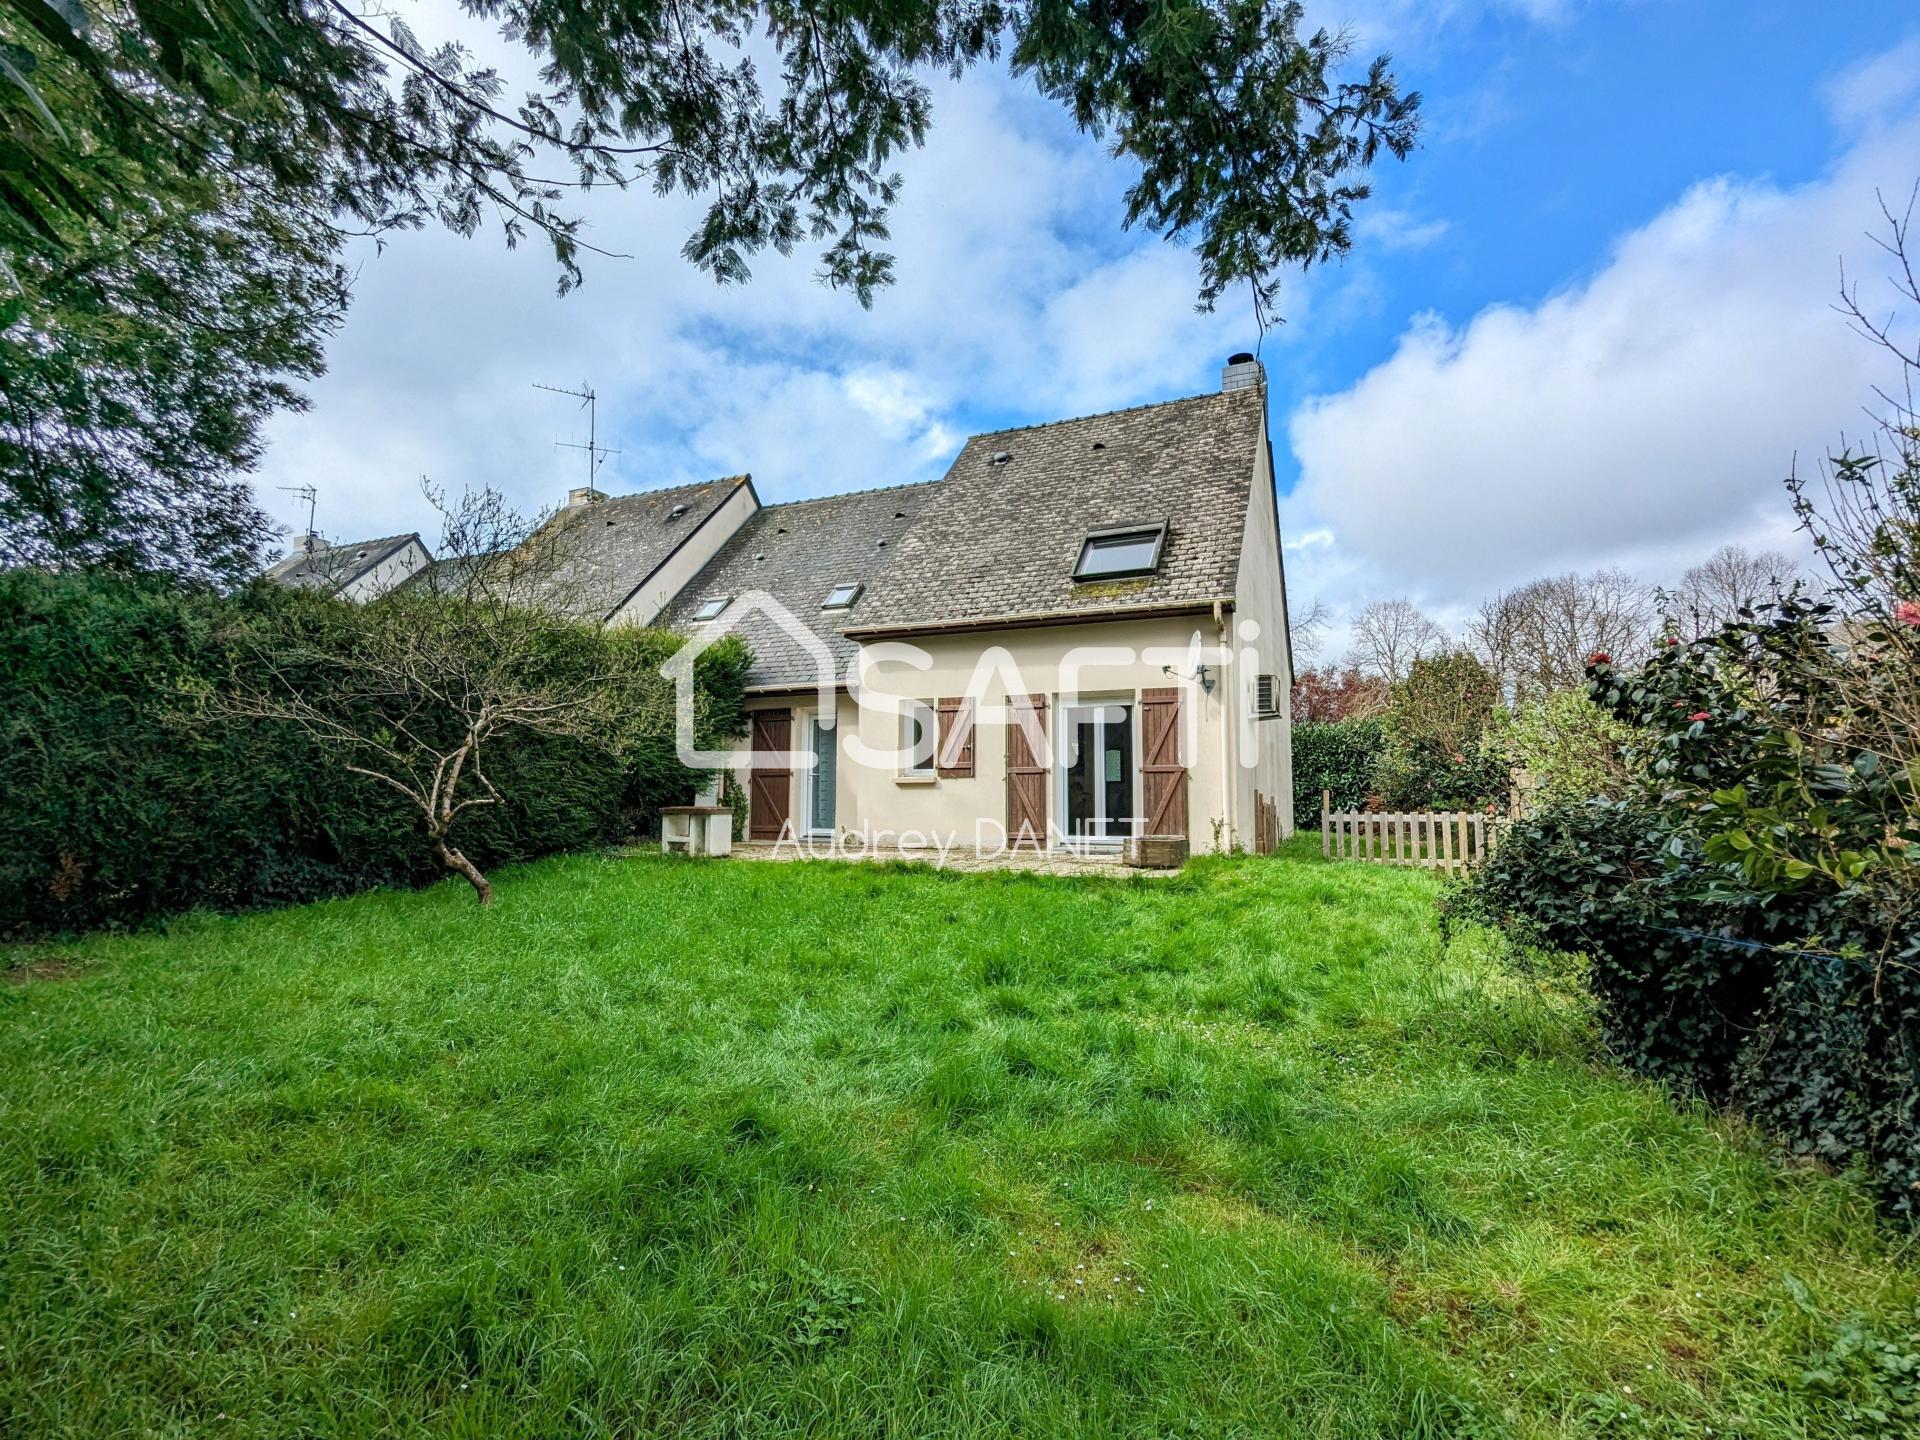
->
[2,840,1915,1438]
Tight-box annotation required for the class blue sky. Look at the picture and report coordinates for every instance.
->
[256,1,1920,656]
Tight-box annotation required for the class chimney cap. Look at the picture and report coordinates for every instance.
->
[567,486,603,506]
[1228,351,1256,365]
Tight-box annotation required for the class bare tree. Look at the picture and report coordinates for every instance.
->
[1348,598,1446,681]
[1288,590,1331,665]
[1781,185,1920,817]
[222,485,654,905]
[1672,544,1800,634]
[1471,569,1658,701]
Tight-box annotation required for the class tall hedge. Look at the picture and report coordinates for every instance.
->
[1290,717,1385,828]
[0,571,748,937]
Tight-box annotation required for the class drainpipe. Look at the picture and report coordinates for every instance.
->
[1215,602,1233,850]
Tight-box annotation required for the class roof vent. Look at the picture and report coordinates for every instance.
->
[876,539,887,548]
[894,510,906,518]
[990,450,1012,465]
[1091,441,1106,451]
[668,503,689,519]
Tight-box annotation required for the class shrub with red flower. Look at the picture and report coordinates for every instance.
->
[1587,650,1611,666]
[1895,599,1920,627]
[1687,711,1710,723]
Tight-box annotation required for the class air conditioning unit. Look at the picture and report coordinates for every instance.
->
[1253,673,1282,718]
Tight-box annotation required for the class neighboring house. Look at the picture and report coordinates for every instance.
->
[530,477,757,625]
[655,354,1294,855]
[262,533,431,601]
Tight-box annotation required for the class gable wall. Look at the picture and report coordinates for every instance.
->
[340,539,430,602]
[1230,416,1293,845]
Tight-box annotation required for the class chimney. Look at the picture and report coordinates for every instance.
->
[567,486,604,508]
[1222,352,1264,393]
[298,532,322,554]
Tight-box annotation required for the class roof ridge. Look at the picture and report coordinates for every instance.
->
[593,473,749,503]
[961,388,1235,443]
[754,476,942,512]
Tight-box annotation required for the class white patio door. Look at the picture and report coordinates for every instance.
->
[1058,701,1136,848]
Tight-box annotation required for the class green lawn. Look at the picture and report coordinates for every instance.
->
[2,843,1915,1438]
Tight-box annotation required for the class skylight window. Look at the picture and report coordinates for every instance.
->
[822,582,862,610]
[692,595,731,622]
[1073,523,1167,580]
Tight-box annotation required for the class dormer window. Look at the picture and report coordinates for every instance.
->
[1073,522,1167,580]
[692,595,731,622]
[822,582,862,610]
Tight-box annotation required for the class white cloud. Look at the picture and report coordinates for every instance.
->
[1283,86,1920,625]
[1823,31,1920,129]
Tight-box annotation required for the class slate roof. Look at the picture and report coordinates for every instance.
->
[848,388,1263,634]
[521,475,750,621]
[263,533,421,593]
[657,482,932,688]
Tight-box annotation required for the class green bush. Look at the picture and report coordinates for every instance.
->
[1373,653,1508,813]
[1492,687,1638,808]
[0,571,748,937]
[1371,734,1509,813]
[1290,716,1385,827]
[1450,619,1920,1222]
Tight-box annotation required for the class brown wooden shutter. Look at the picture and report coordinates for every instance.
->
[748,709,792,840]
[1139,687,1188,839]
[935,696,976,777]
[1005,693,1048,849]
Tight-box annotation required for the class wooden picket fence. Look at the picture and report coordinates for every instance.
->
[1319,790,1497,873]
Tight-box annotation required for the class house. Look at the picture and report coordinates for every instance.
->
[262,532,431,601]
[654,354,1294,856]
[267,354,1294,855]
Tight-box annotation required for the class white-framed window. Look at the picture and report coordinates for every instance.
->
[692,595,731,622]
[902,700,937,776]
[822,582,862,610]
[1073,522,1168,580]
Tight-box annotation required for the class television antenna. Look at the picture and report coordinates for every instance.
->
[277,484,319,542]
[533,380,620,498]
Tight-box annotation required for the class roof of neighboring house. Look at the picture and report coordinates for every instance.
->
[847,388,1263,635]
[262,533,423,594]
[392,550,498,597]
[656,481,933,688]
[521,475,752,621]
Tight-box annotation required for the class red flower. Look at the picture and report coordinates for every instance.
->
[1687,711,1710,723]
[1452,753,1466,764]
[1587,650,1611,666]
[1895,599,1920,627]
[1666,636,1680,646]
